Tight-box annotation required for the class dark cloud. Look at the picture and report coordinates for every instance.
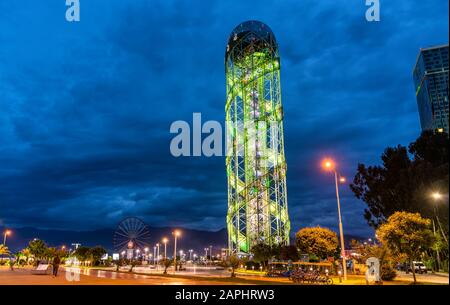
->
[0,0,448,237]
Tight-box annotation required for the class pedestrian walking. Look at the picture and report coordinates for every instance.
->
[52,255,61,277]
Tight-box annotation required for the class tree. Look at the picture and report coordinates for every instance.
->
[296,227,338,260]
[161,258,173,274]
[28,239,48,264]
[21,248,32,265]
[350,240,397,281]
[73,246,90,264]
[350,131,449,229]
[87,246,107,266]
[376,212,435,284]
[0,244,10,256]
[279,245,299,261]
[128,259,138,272]
[227,255,240,278]
[250,243,273,270]
[115,258,125,271]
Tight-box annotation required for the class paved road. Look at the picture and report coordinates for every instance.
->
[0,267,237,285]
[395,271,449,284]
[1,266,447,285]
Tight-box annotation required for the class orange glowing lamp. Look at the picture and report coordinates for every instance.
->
[321,158,335,171]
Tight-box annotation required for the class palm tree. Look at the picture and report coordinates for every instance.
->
[22,248,32,265]
[227,255,240,278]
[161,258,173,274]
[0,245,11,262]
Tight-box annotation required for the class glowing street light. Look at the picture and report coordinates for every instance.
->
[204,248,208,261]
[430,191,448,245]
[173,230,181,271]
[321,157,347,280]
[143,247,148,262]
[432,192,442,200]
[162,237,168,259]
[3,230,11,246]
[156,243,160,264]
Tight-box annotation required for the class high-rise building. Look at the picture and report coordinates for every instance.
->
[413,44,449,134]
[225,21,290,255]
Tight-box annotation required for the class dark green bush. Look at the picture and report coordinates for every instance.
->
[381,263,397,281]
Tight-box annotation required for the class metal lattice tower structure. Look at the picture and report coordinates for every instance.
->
[225,21,290,255]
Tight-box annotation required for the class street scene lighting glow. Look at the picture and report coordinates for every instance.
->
[322,158,335,171]
[432,192,442,200]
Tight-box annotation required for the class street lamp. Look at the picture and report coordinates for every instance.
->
[431,192,448,243]
[432,192,442,200]
[173,230,181,272]
[153,246,156,265]
[144,247,149,261]
[156,243,160,263]
[189,249,193,261]
[204,248,208,261]
[322,158,347,280]
[3,230,11,246]
[162,237,168,259]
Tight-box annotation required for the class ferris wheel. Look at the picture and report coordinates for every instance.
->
[113,217,151,252]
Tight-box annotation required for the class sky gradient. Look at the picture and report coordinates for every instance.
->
[0,0,448,237]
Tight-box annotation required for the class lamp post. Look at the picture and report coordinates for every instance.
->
[322,158,347,280]
[156,243,160,265]
[162,237,168,259]
[136,248,141,260]
[431,192,448,243]
[209,245,213,263]
[173,230,180,272]
[144,247,149,262]
[189,249,193,261]
[431,192,448,271]
[3,230,11,246]
[153,246,156,265]
[204,248,208,265]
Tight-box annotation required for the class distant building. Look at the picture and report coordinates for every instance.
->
[413,44,449,134]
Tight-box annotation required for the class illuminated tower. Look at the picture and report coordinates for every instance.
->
[225,21,290,255]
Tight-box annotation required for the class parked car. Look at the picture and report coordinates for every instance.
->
[405,261,427,274]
